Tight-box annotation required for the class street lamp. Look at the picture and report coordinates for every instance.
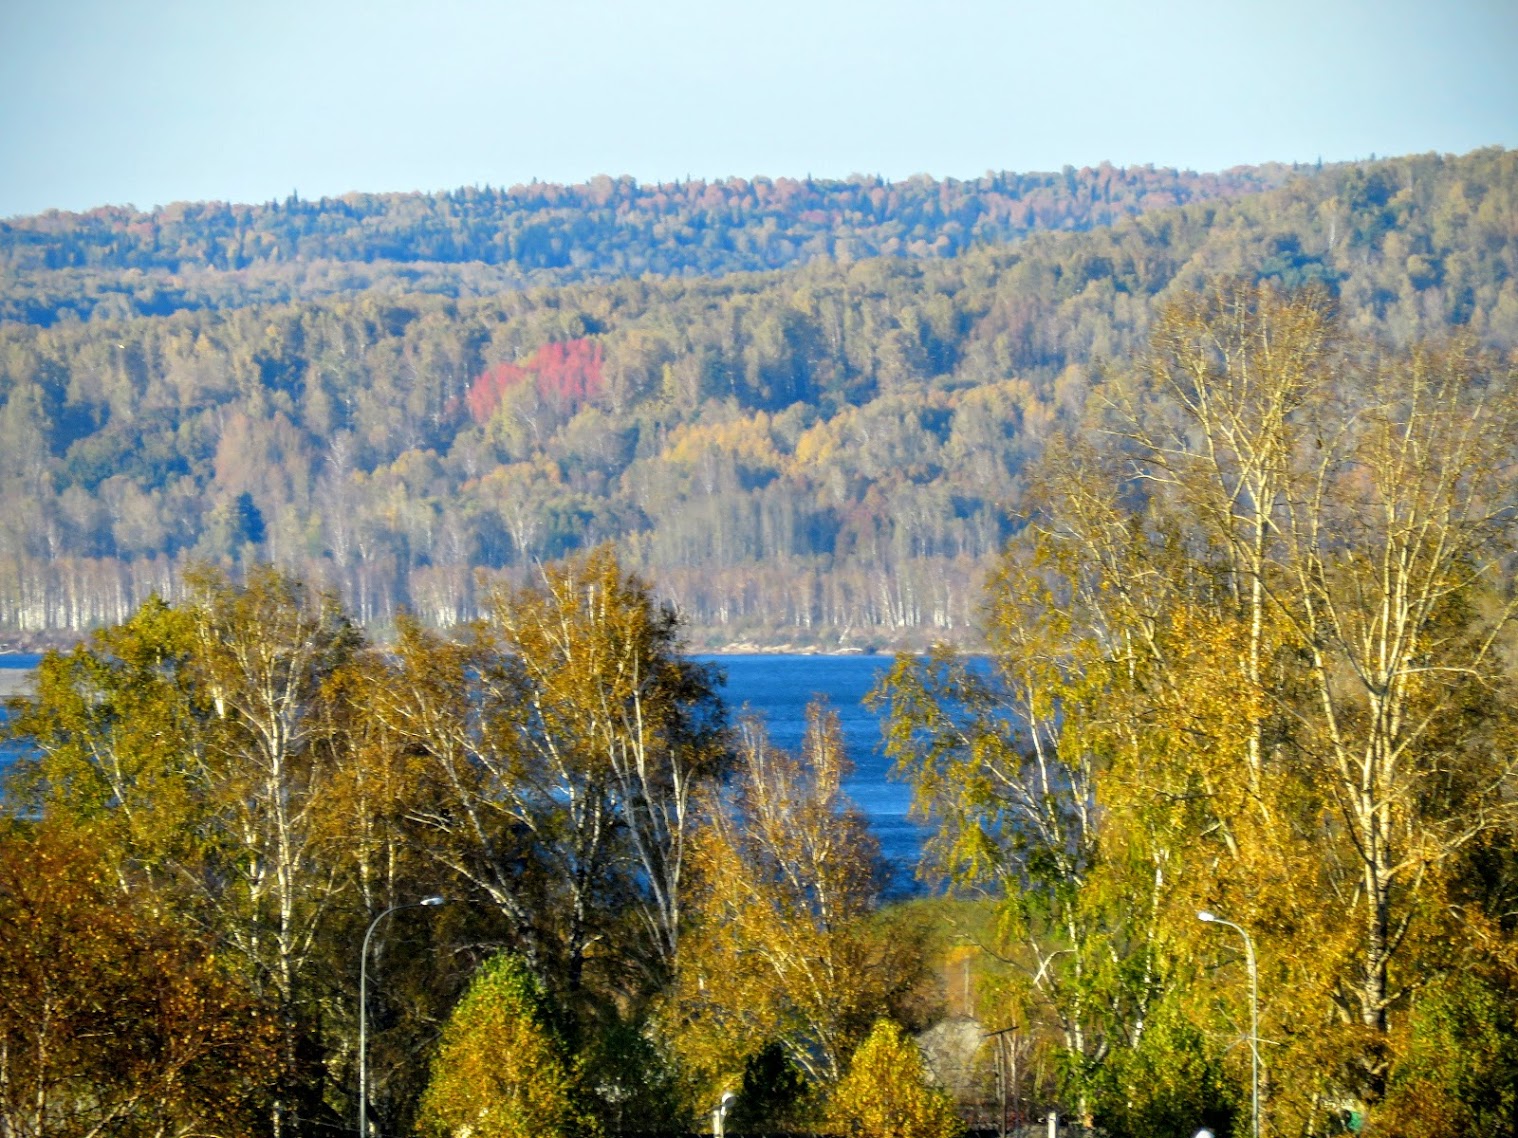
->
[712,1090,736,1138]
[359,896,446,1138]
[1198,910,1259,1138]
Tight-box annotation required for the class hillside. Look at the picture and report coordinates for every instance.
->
[0,148,1514,647]
[0,162,1296,325]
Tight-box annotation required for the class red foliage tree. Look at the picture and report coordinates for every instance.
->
[465,338,604,425]
[466,361,530,423]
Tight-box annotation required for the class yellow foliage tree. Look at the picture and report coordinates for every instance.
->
[827,1019,963,1138]
[668,704,929,1103]
[416,953,583,1138]
[879,282,1518,1132]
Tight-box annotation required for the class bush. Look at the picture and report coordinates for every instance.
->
[728,1041,813,1131]
[416,953,584,1138]
[1087,1000,1239,1138]
[1377,967,1518,1136]
[827,1019,963,1138]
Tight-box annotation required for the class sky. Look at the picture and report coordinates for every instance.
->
[1,0,1514,218]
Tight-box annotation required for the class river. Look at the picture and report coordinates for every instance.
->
[0,650,931,882]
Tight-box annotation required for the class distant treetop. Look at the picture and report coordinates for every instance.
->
[2,162,1299,281]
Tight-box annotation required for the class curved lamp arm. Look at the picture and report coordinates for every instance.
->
[360,896,446,1138]
[1198,910,1259,1138]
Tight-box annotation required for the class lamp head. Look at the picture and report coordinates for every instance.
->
[421,895,447,907]
[1197,910,1217,923]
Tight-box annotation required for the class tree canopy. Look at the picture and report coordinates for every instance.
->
[875,280,1518,1134]
[2,149,1515,650]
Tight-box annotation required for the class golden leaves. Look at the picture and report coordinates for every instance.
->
[827,1019,964,1138]
[668,705,928,1103]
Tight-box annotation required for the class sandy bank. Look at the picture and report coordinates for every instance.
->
[0,671,34,699]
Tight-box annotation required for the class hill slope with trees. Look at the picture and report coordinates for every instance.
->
[0,148,1514,647]
[1,162,1297,325]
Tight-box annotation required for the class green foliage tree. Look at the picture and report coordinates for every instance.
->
[4,594,202,876]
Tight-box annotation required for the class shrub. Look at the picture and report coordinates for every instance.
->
[416,953,583,1138]
[827,1018,963,1138]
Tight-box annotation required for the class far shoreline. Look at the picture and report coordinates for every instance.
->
[0,670,34,699]
[0,637,971,677]
[696,642,881,656]
[2,641,948,659]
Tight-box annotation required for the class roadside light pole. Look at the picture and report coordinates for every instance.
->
[1198,910,1259,1138]
[359,896,446,1138]
[713,1090,736,1138]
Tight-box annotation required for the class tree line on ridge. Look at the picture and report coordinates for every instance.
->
[0,150,1513,651]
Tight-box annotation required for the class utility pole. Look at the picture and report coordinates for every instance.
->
[984,1025,1018,1138]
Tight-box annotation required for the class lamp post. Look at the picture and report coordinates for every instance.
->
[1198,910,1259,1138]
[712,1090,736,1138]
[359,896,446,1138]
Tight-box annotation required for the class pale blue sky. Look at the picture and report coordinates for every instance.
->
[1,0,1514,218]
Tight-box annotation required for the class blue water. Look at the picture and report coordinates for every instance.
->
[0,657,37,784]
[0,651,930,878]
[699,654,925,877]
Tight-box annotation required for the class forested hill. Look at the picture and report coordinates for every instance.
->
[0,162,1300,326]
[0,148,1514,647]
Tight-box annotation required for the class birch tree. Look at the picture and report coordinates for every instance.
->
[182,566,360,1138]
[397,547,725,993]
[669,705,929,1095]
[1277,338,1518,1094]
[882,282,1518,1128]
[1120,295,1518,1105]
[487,546,726,981]
[6,568,359,1138]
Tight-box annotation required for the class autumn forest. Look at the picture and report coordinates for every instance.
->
[2,150,1515,648]
[2,148,1518,1138]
